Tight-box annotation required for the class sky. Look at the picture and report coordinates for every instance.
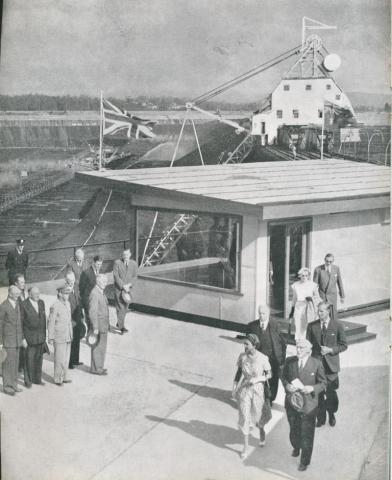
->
[0,0,390,101]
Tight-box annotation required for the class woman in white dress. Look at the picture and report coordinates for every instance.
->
[290,267,320,340]
[232,333,271,459]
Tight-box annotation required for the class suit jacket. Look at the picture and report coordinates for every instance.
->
[113,259,138,295]
[247,319,287,365]
[68,289,84,325]
[313,264,345,304]
[79,266,98,305]
[0,298,24,347]
[21,298,46,345]
[89,286,109,333]
[282,355,326,414]
[306,319,348,376]
[48,298,73,343]
[5,248,29,279]
[66,259,85,286]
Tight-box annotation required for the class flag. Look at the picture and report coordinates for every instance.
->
[102,98,156,139]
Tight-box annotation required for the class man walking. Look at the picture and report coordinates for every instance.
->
[0,286,26,396]
[20,286,46,387]
[313,253,345,320]
[282,338,326,471]
[65,271,85,369]
[89,274,109,375]
[5,238,29,285]
[48,285,73,386]
[307,301,348,427]
[113,249,138,334]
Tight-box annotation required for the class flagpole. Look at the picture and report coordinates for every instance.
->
[321,101,325,160]
[99,91,103,171]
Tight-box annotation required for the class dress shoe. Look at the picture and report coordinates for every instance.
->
[13,387,23,393]
[122,327,129,333]
[63,379,72,383]
[76,362,84,366]
[316,419,325,428]
[298,464,307,471]
[69,365,75,369]
[55,382,63,386]
[292,448,300,457]
[259,428,266,446]
[37,381,46,386]
[4,388,15,396]
[329,414,336,427]
[91,370,107,375]
[25,383,32,389]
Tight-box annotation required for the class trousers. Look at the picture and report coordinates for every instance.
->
[91,333,108,372]
[2,347,20,391]
[54,342,71,383]
[317,376,339,423]
[287,407,317,466]
[24,343,44,385]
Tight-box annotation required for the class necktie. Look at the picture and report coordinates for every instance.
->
[299,359,303,372]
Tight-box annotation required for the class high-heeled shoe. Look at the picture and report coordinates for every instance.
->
[240,449,249,460]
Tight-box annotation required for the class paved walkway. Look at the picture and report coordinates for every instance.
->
[0,293,389,480]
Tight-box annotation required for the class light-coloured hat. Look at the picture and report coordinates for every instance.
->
[57,284,72,294]
[86,331,99,348]
[121,290,132,305]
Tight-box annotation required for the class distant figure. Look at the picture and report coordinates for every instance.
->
[89,274,109,375]
[0,286,26,396]
[232,333,271,459]
[20,286,46,387]
[289,141,297,160]
[79,255,103,330]
[313,254,345,320]
[113,249,138,334]
[307,301,348,428]
[290,268,320,340]
[66,248,86,289]
[48,285,73,386]
[65,271,85,369]
[282,338,326,472]
[5,238,29,285]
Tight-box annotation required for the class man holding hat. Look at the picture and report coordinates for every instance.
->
[0,286,27,395]
[48,284,73,386]
[5,238,29,285]
[89,274,109,375]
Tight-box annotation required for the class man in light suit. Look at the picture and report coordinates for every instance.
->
[313,253,345,320]
[79,255,103,330]
[307,301,347,428]
[20,286,47,387]
[48,285,73,386]
[89,274,109,375]
[282,338,327,472]
[113,249,138,334]
[0,286,26,396]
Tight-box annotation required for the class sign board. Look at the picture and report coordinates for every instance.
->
[340,128,361,143]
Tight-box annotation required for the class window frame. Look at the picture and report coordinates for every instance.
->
[292,109,299,119]
[283,84,290,91]
[276,109,283,119]
[305,84,312,91]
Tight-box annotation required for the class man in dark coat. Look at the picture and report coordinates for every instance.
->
[113,249,138,334]
[247,304,287,402]
[0,286,26,395]
[12,273,28,375]
[307,301,348,428]
[282,338,327,471]
[66,248,85,290]
[5,238,29,285]
[79,255,103,330]
[20,286,46,387]
[65,271,85,369]
[313,253,345,320]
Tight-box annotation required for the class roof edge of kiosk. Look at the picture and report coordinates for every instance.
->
[76,159,390,217]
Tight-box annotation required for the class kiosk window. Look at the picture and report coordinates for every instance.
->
[137,209,240,291]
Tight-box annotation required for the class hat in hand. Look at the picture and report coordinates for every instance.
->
[0,347,7,364]
[121,290,132,305]
[86,331,99,348]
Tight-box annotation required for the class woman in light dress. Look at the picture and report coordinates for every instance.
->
[290,267,320,340]
[232,333,271,459]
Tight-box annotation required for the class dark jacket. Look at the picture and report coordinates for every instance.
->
[66,259,85,287]
[0,298,24,347]
[79,267,98,306]
[69,289,84,325]
[247,319,287,365]
[313,264,345,304]
[21,298,46,345]
[306,319,348,375]
[282,355,326,414]
[5,248,29,281]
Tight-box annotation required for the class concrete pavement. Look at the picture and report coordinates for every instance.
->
[0,294,389,480]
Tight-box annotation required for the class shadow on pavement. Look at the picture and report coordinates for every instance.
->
[169,379,237,408]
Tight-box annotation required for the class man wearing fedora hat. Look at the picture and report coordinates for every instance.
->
[113,249,138,334]
[5,238,29,285]
[89,274,109,375]
[48,285,73,386]
[0,286,27,395]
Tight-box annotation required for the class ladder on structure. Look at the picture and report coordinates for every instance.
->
[142,214,198,266]
[220,134,255,164]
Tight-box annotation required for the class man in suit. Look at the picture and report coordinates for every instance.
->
[48,285,73,386]
[66,248,85,290]
[65,271,85,369]
[79,255,103,330]
[0,286,26,396]
[5,238,29,285]
[307,301,348,428]
[20,286,46,387]
[282,338,327,471]
[89,274,109,375]
[113,249,138,334]
[313,253,345,320]
[12,273,28,376]
[247,304,287,402]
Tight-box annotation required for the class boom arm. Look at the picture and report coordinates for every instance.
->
[185,102,249,134]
